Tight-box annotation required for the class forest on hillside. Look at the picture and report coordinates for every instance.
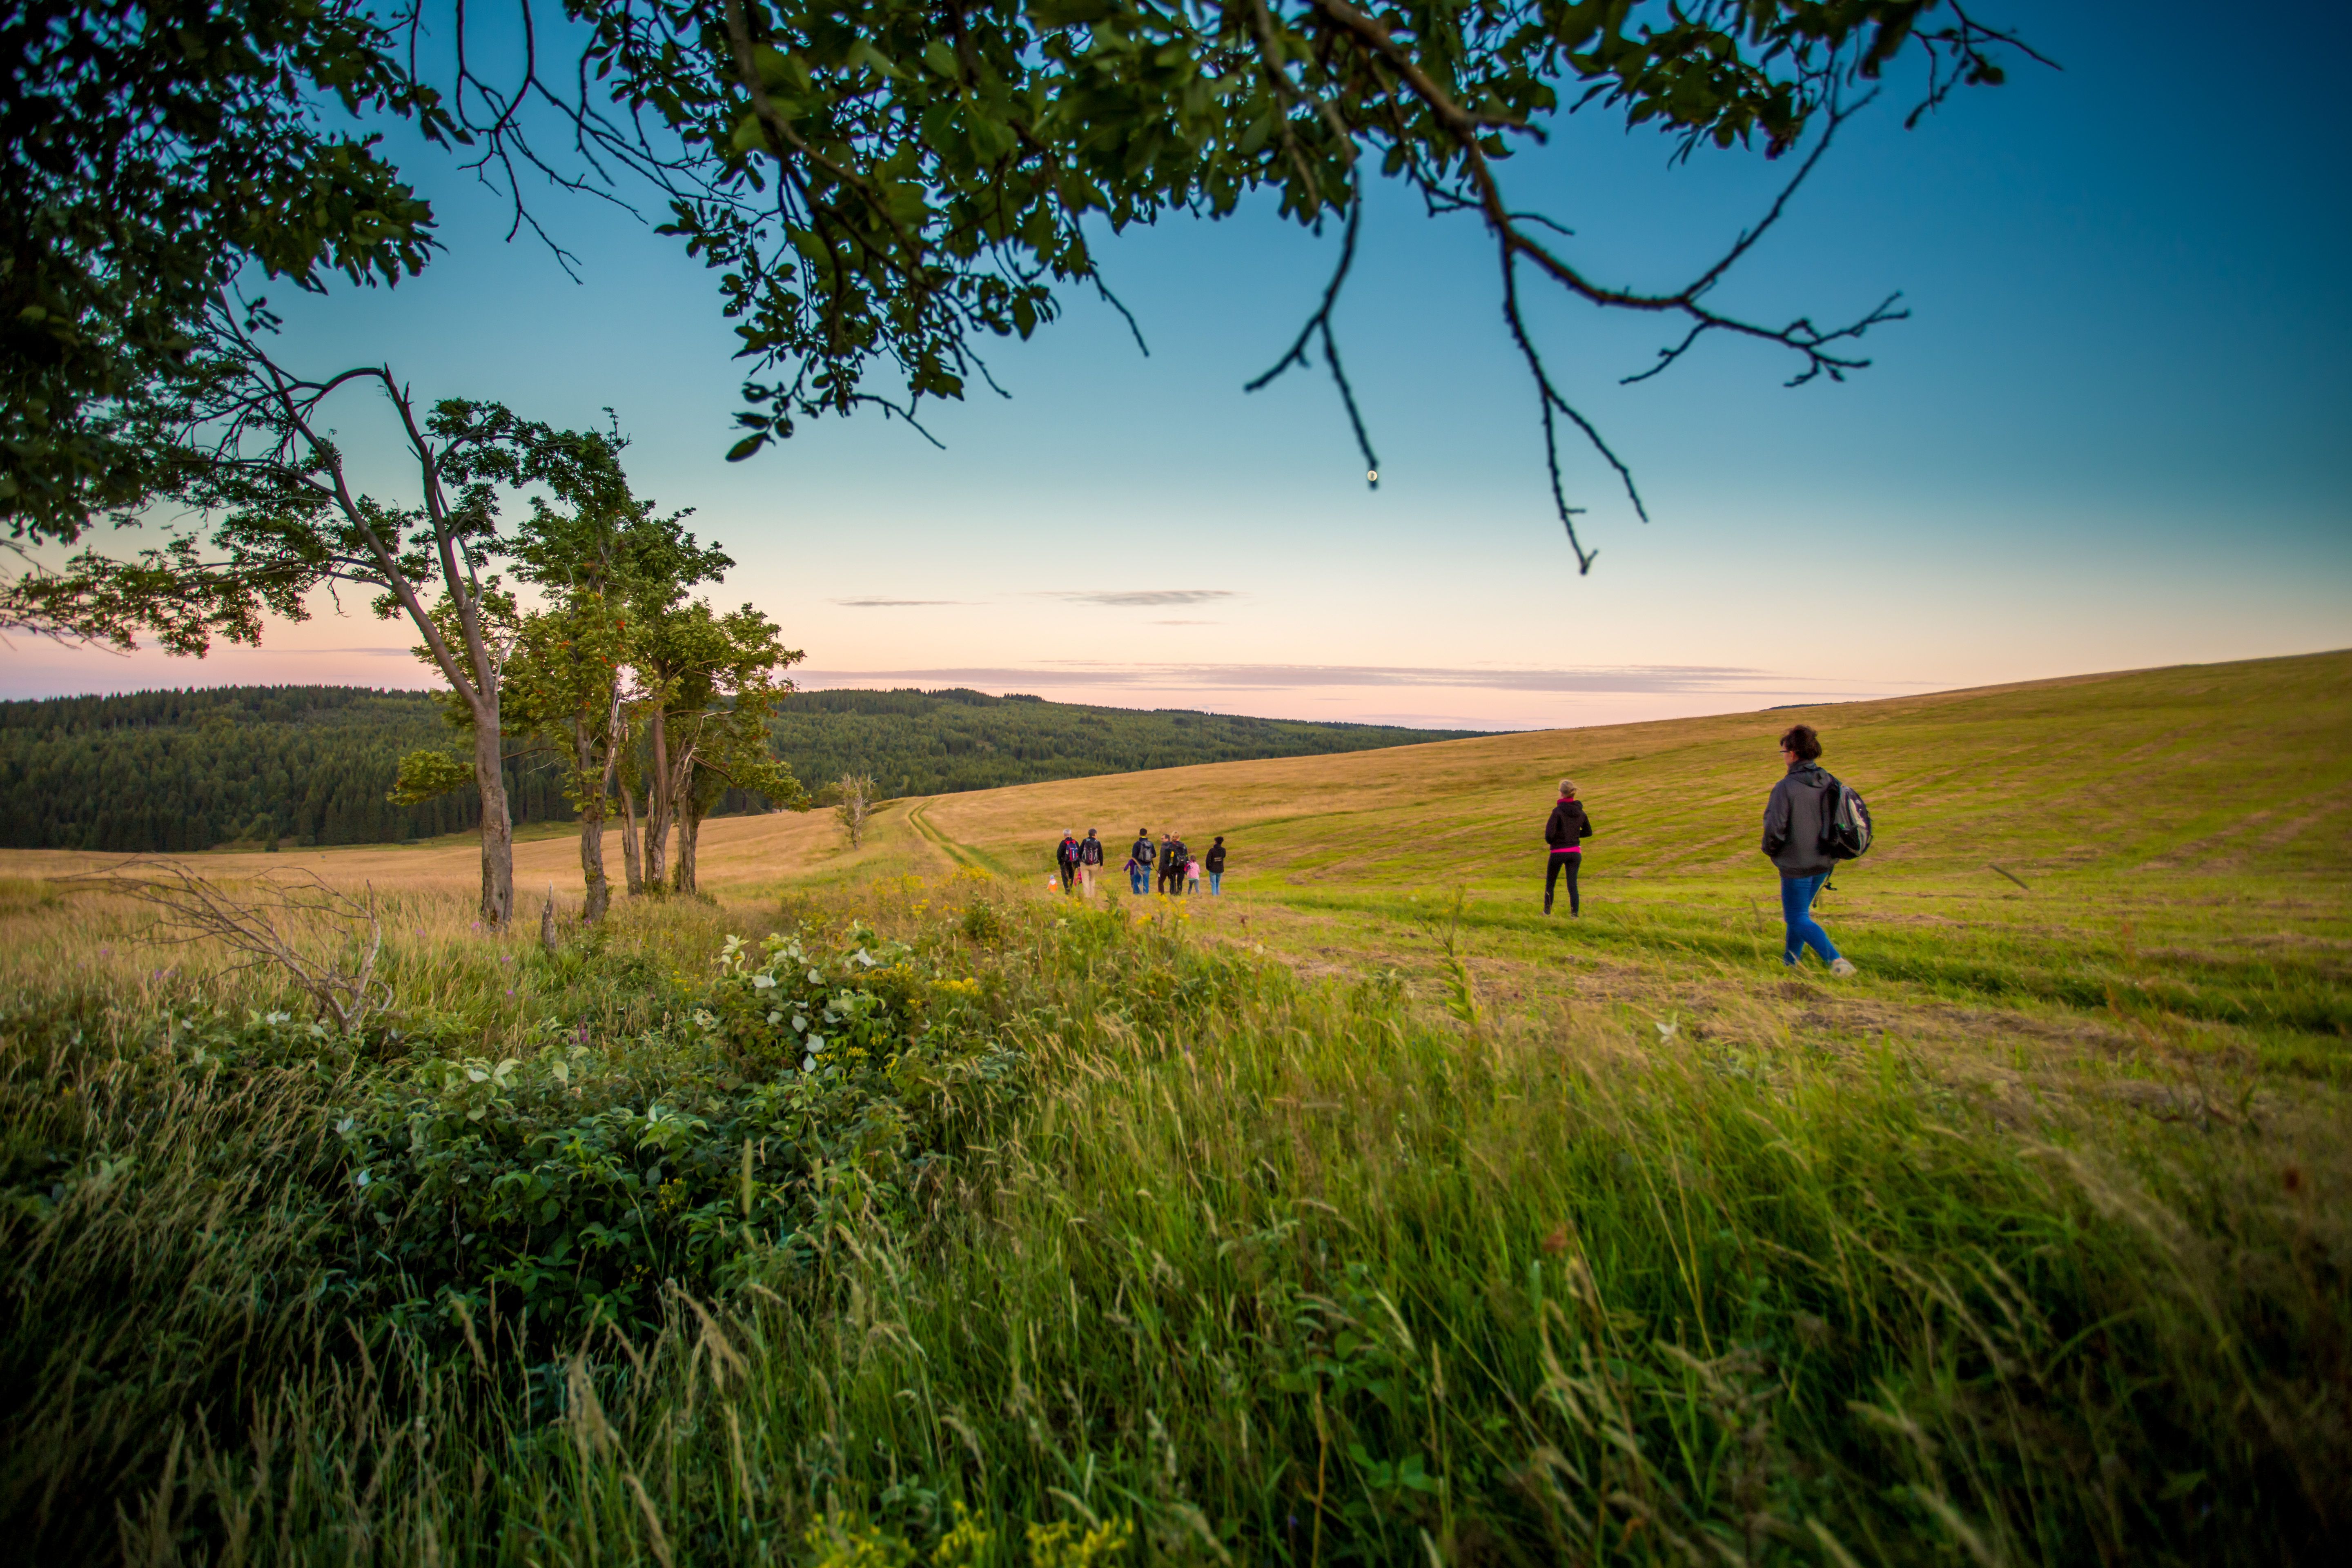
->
[719,688,1473,809]
[0,686,1474,853]
[0,688,578,853]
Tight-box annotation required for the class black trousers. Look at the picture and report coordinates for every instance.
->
[1545,852,1581,913]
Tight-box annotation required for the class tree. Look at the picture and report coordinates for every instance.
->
[1,0,442,544]
[434,0,2041,567]
[836,773,876,850]
[631,599,808,895]
[7,4,2037,572]
[499,589,633,922]
[12,328,630,925]
[503,491,734,921]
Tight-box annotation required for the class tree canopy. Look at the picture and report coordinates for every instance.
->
[0,0,441,543]
[2,1,2035,571]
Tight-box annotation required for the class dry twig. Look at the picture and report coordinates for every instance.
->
[64,859,394,1031]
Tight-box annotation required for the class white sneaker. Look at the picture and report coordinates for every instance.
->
[1829,958,1857,978]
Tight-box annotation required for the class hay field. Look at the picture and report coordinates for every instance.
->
[6,648,2346,1083]
[4,651,2350,1564]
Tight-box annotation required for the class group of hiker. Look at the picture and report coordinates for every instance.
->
[1041,720,1873,973]
[1543,720,1871,973]
[1052,828,1227,897]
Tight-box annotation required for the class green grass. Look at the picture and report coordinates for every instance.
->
[2,884,2346,1566]
[2,652,2348,1564]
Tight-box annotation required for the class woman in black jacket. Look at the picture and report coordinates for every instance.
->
[1543,779,1593,915]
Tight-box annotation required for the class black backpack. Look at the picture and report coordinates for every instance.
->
[1817,771,1875,861]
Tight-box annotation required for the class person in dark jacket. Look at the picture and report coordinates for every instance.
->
[1077,828,1104,895]
[1204,835,1227,895]
[1054,831,1080,893]
[1162,834,1189,895]
[1762,724,1856,975]
[1542,779,1594,915]
[1130,829,1155,895]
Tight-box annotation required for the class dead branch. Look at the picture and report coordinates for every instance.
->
[63,860,395,1033]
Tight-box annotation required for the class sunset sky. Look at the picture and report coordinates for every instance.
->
[9,0,2347,729]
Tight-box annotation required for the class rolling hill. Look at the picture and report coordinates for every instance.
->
[0,684,1477,852]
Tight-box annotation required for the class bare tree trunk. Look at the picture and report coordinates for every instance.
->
[619,787,644,896]
[472,710,514,926]
[675,792,702,895]
[577,715,618,923]
[643,716,671,890]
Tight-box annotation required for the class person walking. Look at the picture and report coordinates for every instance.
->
[1078,828,1104,895]
[1543,780,1594,915]
[1130,828,1156,895]
[1204,835,1227,895]
[1161,833,1187,895]
[1762,724,1857,975]
[1054,831,1080,893]
[1185,853,1202,895]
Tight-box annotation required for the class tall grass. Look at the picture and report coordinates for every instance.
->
[2,881,2345,1565]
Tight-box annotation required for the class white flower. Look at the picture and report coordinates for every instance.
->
[766,1010,783,1025]
[792,1016,807,1033]
[801,1053,816,1072]
[752,974,776,991]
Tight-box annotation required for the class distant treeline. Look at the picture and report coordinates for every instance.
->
[723,687,1471,808]
[0,684,1476,853]
[0,687,574,853]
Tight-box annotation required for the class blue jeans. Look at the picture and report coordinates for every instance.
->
[1208,871,1221,895]
[1129,868,1147,894]
[1781,873,1841,966]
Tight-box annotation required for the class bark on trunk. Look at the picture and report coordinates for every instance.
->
[643,717,671,890]
[472,711,514,926]
[619,788,644,896]
[577,809,609,924]
[674,793,701,895]
[575,719,611,924]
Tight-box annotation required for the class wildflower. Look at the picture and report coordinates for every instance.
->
[1027,1517,1133,1568]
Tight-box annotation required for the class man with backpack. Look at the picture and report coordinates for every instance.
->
[1762,723,1864,975]
[1054,831,1081,894]
[1129,829,1155,895]
[1078,828,1104,894]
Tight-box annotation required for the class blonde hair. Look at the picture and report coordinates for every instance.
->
[1558,778,1577,797]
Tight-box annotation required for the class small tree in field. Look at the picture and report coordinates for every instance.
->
[503,493,728,921]
[632,599,805,892]
[835,774,876,850]
[11,327,628,927]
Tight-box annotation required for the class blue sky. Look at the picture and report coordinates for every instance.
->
[11,0,2348,727]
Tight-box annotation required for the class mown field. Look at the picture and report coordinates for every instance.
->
[0,651,2345,1566]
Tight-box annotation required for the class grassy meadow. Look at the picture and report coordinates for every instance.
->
[0,652,2346,1565]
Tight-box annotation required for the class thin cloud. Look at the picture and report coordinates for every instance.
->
[794,661,1882,697]
[1152,619,1221,625]
[831,597,974,608]
[1045,590,1238,608]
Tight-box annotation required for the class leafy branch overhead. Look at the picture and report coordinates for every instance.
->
[2,2,2039,572]
[529,0,2036,568]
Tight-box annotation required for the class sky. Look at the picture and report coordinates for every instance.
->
[7,0,2348,729]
